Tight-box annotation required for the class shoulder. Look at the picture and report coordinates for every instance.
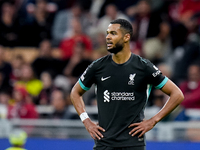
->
[131,54,159,74]
[89,55,111,68]
[135,54,148,63]
[132,54,150,66]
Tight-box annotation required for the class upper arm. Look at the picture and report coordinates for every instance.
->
[71,60,96,99]
[161,79,184,98]
[70,81,88,116]
[144,59,167,87]
[71,81,87,97]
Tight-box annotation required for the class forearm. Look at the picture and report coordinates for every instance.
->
[70,82,105,140]
[151,80,184,123]
[129,82,184,137]
[70,82,87,115]
[71,91,85,115]
[152,92,184,123]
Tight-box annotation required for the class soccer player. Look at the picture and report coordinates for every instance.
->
[5,129,27,150]
[70,19,184,150]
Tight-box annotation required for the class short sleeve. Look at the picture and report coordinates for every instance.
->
[78,62,96,91]
[145,60,168,89]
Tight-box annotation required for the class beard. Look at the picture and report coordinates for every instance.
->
[107,42,124,54]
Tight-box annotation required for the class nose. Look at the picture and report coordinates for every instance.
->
[106,33,111,40]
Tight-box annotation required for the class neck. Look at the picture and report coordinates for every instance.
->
[112,46,131,64]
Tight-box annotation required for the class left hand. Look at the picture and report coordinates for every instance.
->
[128,118,157,138]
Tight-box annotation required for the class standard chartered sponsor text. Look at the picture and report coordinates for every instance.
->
[111,92,135,101]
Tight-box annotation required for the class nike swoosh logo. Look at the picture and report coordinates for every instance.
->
[101,76,111,81]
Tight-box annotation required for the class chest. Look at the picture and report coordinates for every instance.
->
[95,64,147,92]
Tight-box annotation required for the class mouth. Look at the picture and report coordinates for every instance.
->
[107,42,113,48]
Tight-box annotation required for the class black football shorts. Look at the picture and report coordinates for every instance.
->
[93,144,146,150]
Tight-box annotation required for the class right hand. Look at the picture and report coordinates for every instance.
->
[83,118,105,140]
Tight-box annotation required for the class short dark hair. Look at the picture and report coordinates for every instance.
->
[110,18,133,40]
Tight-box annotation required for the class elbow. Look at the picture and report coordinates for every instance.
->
[70,87,75,103]
[177,90,184,104]
[70,85,76,103]
[70,83,84,104]
[170,88,184,105]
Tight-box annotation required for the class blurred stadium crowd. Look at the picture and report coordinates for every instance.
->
[0,0,200,125]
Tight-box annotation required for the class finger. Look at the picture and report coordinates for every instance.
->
[93,132,101,140]
[128,123,140,128]
[96,130,104,138]
[129,126,140,134]
[132,128,143,137]
[90,133,96,140]
[97,126,105,132]
[138,131,146,138]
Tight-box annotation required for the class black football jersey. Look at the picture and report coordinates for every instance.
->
[79,53,168,147]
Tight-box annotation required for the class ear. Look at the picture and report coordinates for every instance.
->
[124,33,130,43]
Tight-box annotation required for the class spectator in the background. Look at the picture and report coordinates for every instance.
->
[180,64,200,109]
[52,1,97,45]
[170,13,200,84]
[168,0,200,50]
[0,70,12,94]
[55,41,92,91]
[52,2,88,46]
[32,39,64,78]
[36,71,57,105]
[26,0,72,11]
[91,32,108,60]
[168,0,200,24]
[0,46,12,92]
[126,0,163,43]
[95,0,139,19]
[63,42,92,86]
[171,5,200,48]
[50,89,74,119]
[14,63,43,98]
[143,22,172,65]
[51,0,74,11]
[20,0,56,46]
[0,91,11,105]
[26,0,57,13]
[0,1,21,47]
[8,86,38,119]
[74,0,98,39]
[97,3,130,34]
[0,91,11,119]
[59,17,92,60]
[10,55,25,86]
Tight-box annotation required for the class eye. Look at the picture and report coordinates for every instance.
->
[111,32,117,35]
[106,31,117,36]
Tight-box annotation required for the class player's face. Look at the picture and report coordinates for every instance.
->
[106,24,124,54]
